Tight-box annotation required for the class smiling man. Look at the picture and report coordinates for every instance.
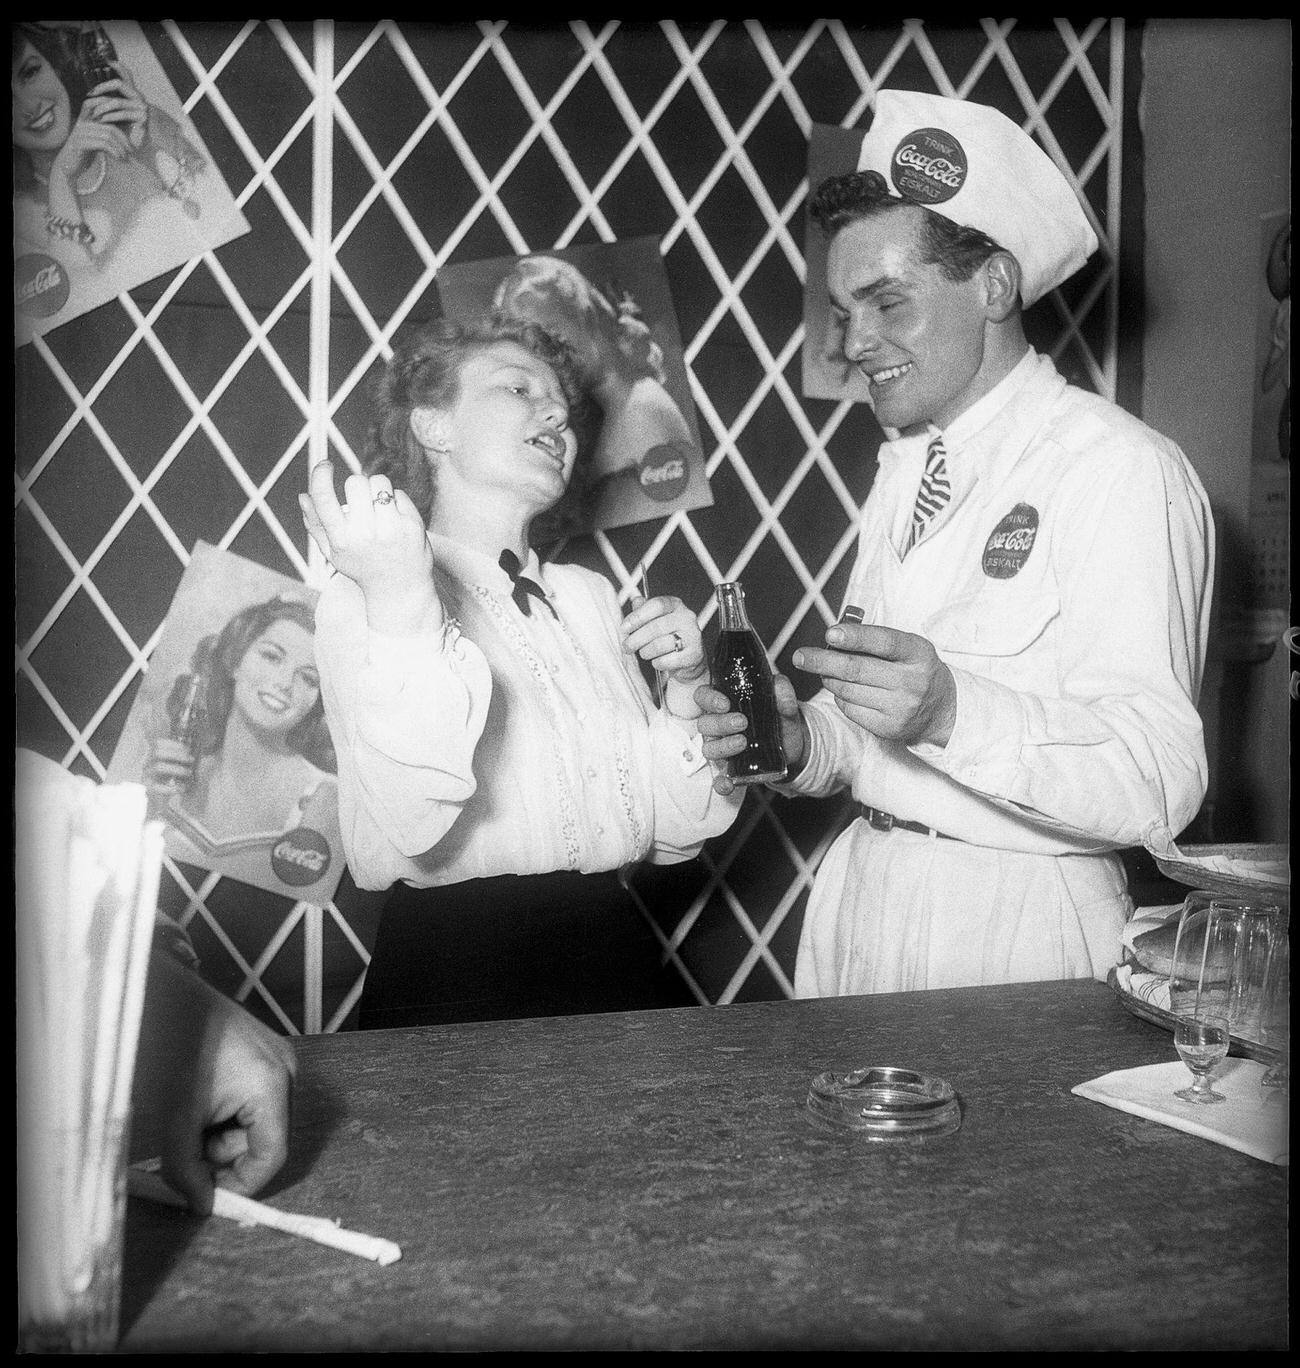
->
[696,90,1215,997]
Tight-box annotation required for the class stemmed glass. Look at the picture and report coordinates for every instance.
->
[1173,1014,1231,1104]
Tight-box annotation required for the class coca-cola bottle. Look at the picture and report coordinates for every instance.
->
[77,23,119,88]
[710,580,787,785]
[167,672,206,791]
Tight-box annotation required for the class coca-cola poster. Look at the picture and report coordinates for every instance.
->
[105,542,345,906]
[801,123,875,404]
[436,235,713,536]
[13,20,249,348]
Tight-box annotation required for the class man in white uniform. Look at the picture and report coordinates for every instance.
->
[696,90,1214,995]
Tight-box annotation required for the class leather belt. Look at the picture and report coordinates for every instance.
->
[857,804,955,841]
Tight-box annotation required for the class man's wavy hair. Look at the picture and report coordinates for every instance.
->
[808,169,1008,289]
[363,315,597,547]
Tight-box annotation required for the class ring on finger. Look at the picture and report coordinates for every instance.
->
[373,488,395,507]
[671,631,685,653]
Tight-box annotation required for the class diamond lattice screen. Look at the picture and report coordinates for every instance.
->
[14,19,1134,1034]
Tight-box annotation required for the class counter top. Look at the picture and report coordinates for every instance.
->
[119,979,1288,1351]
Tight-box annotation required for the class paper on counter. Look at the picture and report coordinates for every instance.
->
[127,1167,402,1266]
[1072,1057,1288,1166]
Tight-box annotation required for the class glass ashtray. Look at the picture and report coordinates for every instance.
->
[805,1065,961,1142]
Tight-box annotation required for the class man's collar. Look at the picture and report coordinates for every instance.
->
[936,348,1040,451]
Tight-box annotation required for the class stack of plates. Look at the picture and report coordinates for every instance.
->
[1152,842,1289,906]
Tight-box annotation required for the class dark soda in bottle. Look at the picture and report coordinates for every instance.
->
[77,23,119,88]
[710,580,787,785]
[166,671,207,793]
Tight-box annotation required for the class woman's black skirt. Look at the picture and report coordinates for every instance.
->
[357,868,695,1029]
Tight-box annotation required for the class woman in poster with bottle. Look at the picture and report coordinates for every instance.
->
[12,21,209,307]
[299,316,740,1027]
[143,595,337,854]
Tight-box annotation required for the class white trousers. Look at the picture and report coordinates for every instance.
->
[794,820,1131,998]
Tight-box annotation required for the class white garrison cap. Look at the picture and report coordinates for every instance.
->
[855,89,1099,306]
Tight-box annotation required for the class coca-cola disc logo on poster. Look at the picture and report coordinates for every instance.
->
[638,442,692,502]
[270,826,332,887]
[15,253,70,318]
[981,503,1040,579]
[890,127,968,206]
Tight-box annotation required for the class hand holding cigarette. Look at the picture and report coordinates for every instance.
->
[128,1166,402,1267]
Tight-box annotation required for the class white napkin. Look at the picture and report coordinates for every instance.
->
[1073,1057,1288,1166]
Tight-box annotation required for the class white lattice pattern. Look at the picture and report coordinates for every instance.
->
[14,19,1130,1031]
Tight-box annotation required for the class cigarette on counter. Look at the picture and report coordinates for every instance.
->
[127,1166,402,1266]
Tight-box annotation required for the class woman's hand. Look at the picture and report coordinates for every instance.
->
[299,461,442,637]
[621,594,708,688]
[693,673,809,797]
[144,736,196,807]
[44,112,133,233]
[83,60,148,149]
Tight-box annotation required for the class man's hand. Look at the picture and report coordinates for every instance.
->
[131,949,296,1214]
[792,621,957,747]
[693,673,808,796]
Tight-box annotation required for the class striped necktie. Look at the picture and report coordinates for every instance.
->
[903,435,951,556]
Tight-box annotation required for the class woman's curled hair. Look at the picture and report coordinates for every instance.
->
[363,315,592,528]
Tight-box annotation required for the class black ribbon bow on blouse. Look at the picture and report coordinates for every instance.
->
[498,549,558,620]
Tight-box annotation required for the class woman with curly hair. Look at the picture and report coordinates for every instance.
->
[300,316,739,1027]
[145,595,336,846]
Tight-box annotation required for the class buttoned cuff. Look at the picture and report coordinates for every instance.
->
[925,667,1026,799]
[657,709,712,776]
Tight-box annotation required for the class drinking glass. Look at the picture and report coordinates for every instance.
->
[1167,897,1283,1041]
[1257,933,1290,1091]
[1173,1014,1231,1104]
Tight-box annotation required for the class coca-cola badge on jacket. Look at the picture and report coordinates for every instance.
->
[982,503,1039,579]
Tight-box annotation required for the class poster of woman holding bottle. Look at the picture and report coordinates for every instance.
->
[12,19,249,347]
[106,542,345,905]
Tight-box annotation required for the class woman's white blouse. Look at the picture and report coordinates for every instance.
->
[314,535,740,892]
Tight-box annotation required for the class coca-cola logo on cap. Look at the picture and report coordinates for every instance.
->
[638,442,692,503]
[15,253,70,319]
[981,503,1039,579]
[270,826,332,887]
[891,127,968,206]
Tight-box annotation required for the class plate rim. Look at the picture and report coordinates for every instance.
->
[1107,965,1282,1065]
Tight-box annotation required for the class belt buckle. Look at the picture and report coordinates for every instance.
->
[864,806,894,832]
